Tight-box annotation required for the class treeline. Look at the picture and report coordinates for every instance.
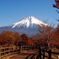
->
[0,31,34,46]
[0,25,59,48]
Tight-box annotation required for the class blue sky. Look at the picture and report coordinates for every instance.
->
[0,0,59,27]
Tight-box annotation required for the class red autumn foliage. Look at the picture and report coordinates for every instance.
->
[0,24,59,48]
[38,26,53,47]
[49,41,59,47]
[32,25,59,48]
[20,34,34,46]
[50,25,59,47]
[53,0,59,9]
[20,34,29,45]
[27,39,33,46]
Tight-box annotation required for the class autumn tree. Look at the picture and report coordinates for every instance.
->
[38,25,53,48]
[50,24,59,48]
[0,31,21,46]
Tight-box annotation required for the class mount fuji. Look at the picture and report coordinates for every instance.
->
[0,16,48,36]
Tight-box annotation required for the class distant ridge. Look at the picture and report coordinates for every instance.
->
[0,16,48,37]
[12,16,48,28]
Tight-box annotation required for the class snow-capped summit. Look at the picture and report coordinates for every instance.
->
[0,16,48,37]
[12,16,48,28]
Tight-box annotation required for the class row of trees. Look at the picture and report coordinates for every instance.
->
[42,25,59,48]
[32,25,59,48]
[0,24,59,48]
[0,31,34,46]
[0,31,21,46]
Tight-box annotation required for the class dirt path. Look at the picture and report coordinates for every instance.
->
[1,50,38,59]
[9,54,28,59]
[1,54,18,59]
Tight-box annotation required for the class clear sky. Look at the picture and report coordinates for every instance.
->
[0,0,59,27]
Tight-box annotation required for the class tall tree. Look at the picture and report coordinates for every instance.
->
[38,25,53,48]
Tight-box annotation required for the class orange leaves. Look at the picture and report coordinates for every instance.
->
[0,31,21,45]
[0,31,34,46]
[0,24,59,48]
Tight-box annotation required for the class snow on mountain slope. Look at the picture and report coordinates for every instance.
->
[0,16,48,37]
[10,16,48,37]
[12,16,48,28]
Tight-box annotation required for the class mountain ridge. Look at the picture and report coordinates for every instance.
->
[12,16,48,28]
[0,16,48,37]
